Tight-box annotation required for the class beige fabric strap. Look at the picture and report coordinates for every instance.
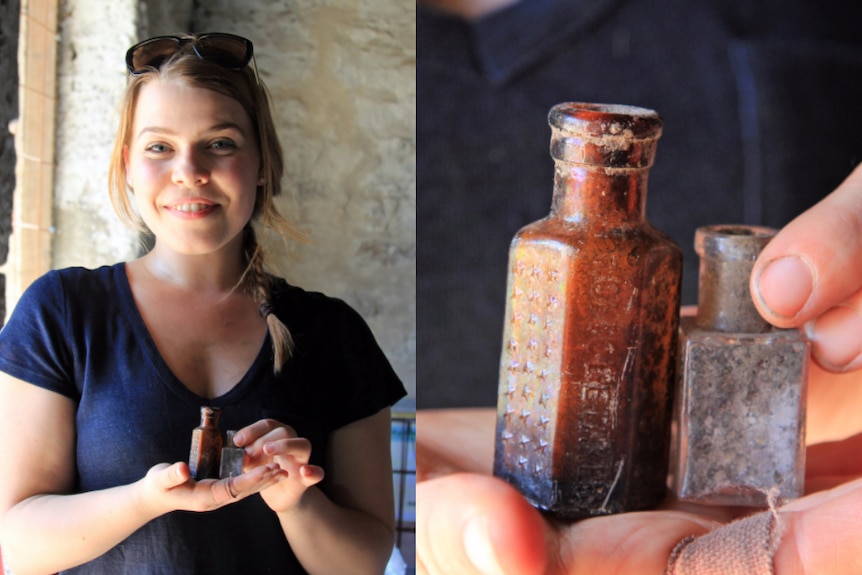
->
[666,506,784,575]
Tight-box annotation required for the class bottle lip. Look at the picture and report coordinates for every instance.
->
[695,224,777,261]
[548,102,662,140]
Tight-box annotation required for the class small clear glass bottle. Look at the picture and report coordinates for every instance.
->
[493,102,683,518]
[670,225,808,506]
[219,430,245,478]
[189,406,223,480]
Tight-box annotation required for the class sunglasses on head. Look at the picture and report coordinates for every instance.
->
[125,33,254,76]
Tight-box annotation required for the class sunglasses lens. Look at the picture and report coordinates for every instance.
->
[195,35,252,69]
[126,34,254,76]
[127,37,182,74]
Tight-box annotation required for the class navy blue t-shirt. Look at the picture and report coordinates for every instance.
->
[0,263,406,574]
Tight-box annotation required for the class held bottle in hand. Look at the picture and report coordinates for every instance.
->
[670,225,808,506]
[219,430,245,478]
[189,406,223,480]
[493,102,683,519]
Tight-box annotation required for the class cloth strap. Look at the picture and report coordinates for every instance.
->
[667,497,785,575]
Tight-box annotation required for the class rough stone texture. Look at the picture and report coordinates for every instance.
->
[0,0,20,323]
[137,0,193,37]
[48,0,415,396]
[53,0,141,266]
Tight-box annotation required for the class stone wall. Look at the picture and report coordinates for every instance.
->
[52,0,141,266]
[48,0,415,395]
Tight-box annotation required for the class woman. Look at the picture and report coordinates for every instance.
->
[0,33,405,574]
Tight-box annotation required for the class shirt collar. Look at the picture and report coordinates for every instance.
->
[419,0,623,85]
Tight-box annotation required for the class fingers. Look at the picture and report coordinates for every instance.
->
[297,463,325,487]
[209,464,287,504]
[261,437,312,461]
[233,419,308,461]
[804,293,862,372]
[232,419,322,488]
[260,438,324,487]
[233,419,297,448]
[150,462,190,490]
[805,432,862,492]
[417,473,549,575]
[417,443,461,482]
[774,478,862,574]
[211,478,238,505]
[418,473,724,575]
[415,409,496,480]
[751,163,862,370]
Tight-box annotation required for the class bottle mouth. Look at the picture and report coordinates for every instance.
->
[548,102,663,168]
[695,225,777,261]
[548,102,663,140]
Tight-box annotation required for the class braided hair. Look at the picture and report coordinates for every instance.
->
[240,226,295,373]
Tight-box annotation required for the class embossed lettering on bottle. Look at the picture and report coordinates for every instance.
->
[493,103,683,518]
[670,225,808,506]
[189,406,223,480]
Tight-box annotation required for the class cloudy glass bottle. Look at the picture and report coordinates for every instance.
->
[670,224,808,506]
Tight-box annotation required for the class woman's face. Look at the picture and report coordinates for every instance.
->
[124,78,261,257]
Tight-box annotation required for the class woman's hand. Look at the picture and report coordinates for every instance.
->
[752,161,862,373]
[134,460,285,517]
[233,419,326,513]
[417,407,862,575]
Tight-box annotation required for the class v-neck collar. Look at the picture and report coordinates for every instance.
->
[419,0,623,85]
[114,262,271,407]
[416,0,622,85]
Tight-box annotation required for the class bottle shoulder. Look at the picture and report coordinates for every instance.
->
[512,218,682,258]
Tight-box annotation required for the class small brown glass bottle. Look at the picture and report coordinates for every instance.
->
[219,430,245,479]
[670,225,808,506]
[189,406,223,480]
[493,102,683,519]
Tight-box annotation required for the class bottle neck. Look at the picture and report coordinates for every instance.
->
[200,407,220,427]
[694,226,775,333]
[225,430,238,447]
[550,162,648,225]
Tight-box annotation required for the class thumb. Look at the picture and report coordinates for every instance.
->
[149,462,191,490]
[417,473,548,575]
[751,163,862,370]
[775,477,862,573]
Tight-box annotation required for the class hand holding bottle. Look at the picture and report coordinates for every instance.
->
[233,419,326,513]
[752,161,862,373]
[417,406,862,575]
[134,460,287,517]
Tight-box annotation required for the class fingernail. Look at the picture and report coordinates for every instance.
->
[755,256,814,319]
[233,432,244,445]
[464,516,506,575]
[806,306,862,371]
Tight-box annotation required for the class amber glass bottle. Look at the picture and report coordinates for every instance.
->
[189,406,223,480]
[493,102,683,518]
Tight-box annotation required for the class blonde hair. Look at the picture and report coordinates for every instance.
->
[108,35,305,373]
